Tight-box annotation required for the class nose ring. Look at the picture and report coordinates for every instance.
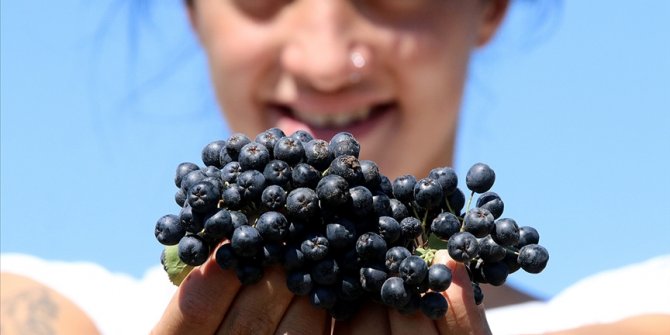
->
[349,50,367,84]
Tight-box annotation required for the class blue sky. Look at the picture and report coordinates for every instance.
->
[2,0,669,301]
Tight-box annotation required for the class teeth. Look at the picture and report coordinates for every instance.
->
[292,108,372,128]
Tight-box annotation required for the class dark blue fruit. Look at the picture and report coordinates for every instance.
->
[463,207,494,238]
[178,234,209,266]
[255,211,289,242]
[427,263,452,292]
[476,191,504,219]
[155,214,185,245]
[356,232,387,262]
[238,142,270,171]
[491,218,519,247]
[430,212,462,241]
[201,140,227,168]
[466,162,495,193]
[231,225,263,258]
[274,137,305,166]
[329,132,360,158]
[447,232,480,262]
[286,270,313,296]
[392,175,416,203]
[385,246,412,273]
[420,292,448,319]
[225,133,251,161]
[518,244,549,273]
[304,139,334,171]
[175,162,200,188]
[429,166,458,196]
[399,255,428,285]
[380,277,411,308]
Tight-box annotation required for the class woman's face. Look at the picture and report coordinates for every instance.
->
[188,0,507,179]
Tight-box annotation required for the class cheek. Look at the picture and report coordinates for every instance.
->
[200,21,278,134]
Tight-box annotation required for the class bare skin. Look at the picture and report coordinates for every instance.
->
[0,272,100,335]
[152,249,492,334]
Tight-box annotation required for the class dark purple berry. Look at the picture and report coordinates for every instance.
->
[430,212,462,241]
[429,166,458,195]
[316,174,350,209]
[238,142,270,171]
[463,207,494,238]
[178,234,209,266]
[518,244,549,273]
[476,191,504,219]
[447,232,480,262]
[291,163,321,189]
[286,188,320,222]
[385,246,412,273]
[304,139,334,171]
[220,161,242,184]
[274,137,305,166]
[202,140,227,168]
[392,175,416,203]
[286,270,313,296]
[301,234,330,261]
[175,162,200,188]
[260,185,287,211]
[255,211,289,242]
[421,292,448,319]
[329,132,360,158]
[466,162,495,193]
[290,129,314,143]
[491,218,520,247]
[349,186,374,217]
[399,255,428,285]
[155,214,185,245]
[231,225,263,258]
[428,263,452,292]
[225,133,251,161]
[380,277,411,308]
[356,232,387,262]
[516,226,540,248]
[413,177,444,210]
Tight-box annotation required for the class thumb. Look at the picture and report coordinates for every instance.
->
[432,249,491,335]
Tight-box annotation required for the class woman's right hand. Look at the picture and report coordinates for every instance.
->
[332,250,491,335]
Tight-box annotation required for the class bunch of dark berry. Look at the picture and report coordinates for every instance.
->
[154,128,549,320]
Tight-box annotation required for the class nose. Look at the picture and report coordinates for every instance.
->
[280,1,371,92]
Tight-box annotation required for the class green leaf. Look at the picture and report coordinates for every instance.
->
[163,245,194,286]
[427,234,448,250]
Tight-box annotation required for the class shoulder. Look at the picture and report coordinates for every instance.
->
[1,253,177,334]
[486,255,670,334]
[1,272,100,335]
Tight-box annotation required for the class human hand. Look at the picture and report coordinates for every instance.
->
[151,244,330,335]
[152,248,489,335]
[332,249,491,335]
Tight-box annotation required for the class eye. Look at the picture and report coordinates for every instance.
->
[234,0,292,20]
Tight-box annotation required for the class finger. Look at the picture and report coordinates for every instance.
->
[332,300,390,335]
[432,250,491,335]
[274,295,330,335]
[388,307,438,335]
[152,249,242,335]
[217,266,294,335]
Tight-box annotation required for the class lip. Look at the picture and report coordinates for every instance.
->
[267,101,397,142]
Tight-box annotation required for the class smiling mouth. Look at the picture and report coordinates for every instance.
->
[270,102,397,131]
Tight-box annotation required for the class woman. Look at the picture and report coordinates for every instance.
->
[2,0,668,334]
[153,0,508,333]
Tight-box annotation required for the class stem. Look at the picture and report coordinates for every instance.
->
[465,190,475,213]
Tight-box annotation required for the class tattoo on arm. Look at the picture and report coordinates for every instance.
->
[2,288,59,335]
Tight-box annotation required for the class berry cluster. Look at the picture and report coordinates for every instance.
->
[154,128,549,320]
